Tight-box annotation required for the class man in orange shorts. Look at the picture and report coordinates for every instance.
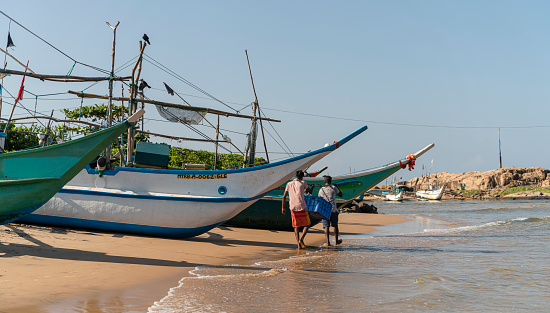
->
[282,170,315,249]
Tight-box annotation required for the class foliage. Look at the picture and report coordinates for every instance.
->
[169,147,266,170]
[495,186,550,196]
[62,103,128,124]
[1,123,71,151]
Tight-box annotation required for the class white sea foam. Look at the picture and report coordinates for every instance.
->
[148,249,324,312]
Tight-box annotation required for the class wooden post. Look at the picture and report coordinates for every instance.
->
[106,21,120,167]
[0,21,10,118]
[245,50,269,165]
[498,128,502,169]
[214,115,219,170]
[126,41,147,164]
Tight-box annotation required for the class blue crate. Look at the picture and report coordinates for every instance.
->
[304,196,332,220]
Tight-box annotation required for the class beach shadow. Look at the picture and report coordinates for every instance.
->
[189,231,298,249]
[0,226,198,268]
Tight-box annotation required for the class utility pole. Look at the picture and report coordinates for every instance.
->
[498,128,502,169]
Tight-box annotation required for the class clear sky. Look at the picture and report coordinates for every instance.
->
[1,1,549,182]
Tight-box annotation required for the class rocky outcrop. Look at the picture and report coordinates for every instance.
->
[404,167,550,191]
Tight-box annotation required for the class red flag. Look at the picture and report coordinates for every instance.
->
[15,60,29,103]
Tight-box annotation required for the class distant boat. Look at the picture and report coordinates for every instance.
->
[374,190,404,201]
[416,183,446,200]
[20,126,368,238]
[226,144,434,230]
[0,111,144,225]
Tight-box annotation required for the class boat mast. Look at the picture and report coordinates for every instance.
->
[126,40,147,165]
[243,50,269,167]
[106,21,120,167]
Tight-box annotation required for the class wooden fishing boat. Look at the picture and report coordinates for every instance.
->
[416,183,446,200]
[225,144,434,230]
[373,190,404,201]
[19,126,368,238]
[0,111,143,224]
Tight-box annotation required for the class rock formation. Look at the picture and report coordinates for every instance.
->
[404,167,550,191]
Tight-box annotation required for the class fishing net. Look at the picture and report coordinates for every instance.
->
[156,105,206,125]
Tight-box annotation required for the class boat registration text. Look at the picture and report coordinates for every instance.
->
[177,174,228,179]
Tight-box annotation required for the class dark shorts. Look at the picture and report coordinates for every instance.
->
[323,212,339,228]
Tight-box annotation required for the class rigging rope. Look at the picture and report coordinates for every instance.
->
[142,54,238,112]
[0,10,111,75]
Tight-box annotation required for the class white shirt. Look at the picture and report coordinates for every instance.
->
[318,185,340,213]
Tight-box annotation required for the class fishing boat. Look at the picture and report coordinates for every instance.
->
[416,183,446,200]
[374,190,404,201]
[0,111,144,224]
[225,144,434,230]
[20,126,368,238]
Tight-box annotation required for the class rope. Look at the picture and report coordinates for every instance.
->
[143,54,238,112]
[65,61,76,81]
[0,10,110,75]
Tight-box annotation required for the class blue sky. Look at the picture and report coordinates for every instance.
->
[1,1,550,181]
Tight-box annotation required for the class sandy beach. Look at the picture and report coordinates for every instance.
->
[0,213,408,312]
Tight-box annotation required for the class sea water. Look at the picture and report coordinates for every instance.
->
[148,200,550,312]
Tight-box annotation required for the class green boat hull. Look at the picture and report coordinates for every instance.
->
[225,198,322,231]
[0,121,133,224]
[227,163,402,231]
[227,140,438,231]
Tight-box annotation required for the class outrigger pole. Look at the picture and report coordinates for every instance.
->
[67,91,281,122]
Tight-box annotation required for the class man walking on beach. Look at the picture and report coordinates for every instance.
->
[318,175,343,246]
[282,170,315,249]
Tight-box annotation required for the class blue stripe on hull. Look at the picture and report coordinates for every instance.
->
[19,214,227,238]
[58,188,266,203]
[1,203,45,225]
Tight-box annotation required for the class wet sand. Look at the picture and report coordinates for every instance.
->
[0,213,408,312]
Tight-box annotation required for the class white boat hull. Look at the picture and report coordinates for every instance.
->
[416,184,446,200]
[21,126,368,238]
[374,190,404,201]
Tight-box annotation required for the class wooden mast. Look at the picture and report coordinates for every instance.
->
[214,115,219,170]
[106,21,120,167]
[126,40,147,164]
[244,49,269,167]
[0,20,9,118]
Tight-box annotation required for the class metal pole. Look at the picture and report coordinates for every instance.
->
[498,128,502,169]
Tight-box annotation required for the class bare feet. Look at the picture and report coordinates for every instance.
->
[336,239,342,245]
[299,240,306,249]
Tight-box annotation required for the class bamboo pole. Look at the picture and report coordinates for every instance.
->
[0,47,35,74]
[127,41,147,164]
[245,50,270,164]
[137,130,228,144]
[67,90,281,122]
[214,115,220,170]
[0,68,130,82]
[106,21,120,167]
[0,116,100,128]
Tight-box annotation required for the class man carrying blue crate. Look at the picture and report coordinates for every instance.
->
[282,170,315,249]
[318,175,343,246]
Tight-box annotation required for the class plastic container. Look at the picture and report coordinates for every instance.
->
[304,195,332,220]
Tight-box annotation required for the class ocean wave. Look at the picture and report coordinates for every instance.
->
[148,250,326,312]
[421,216,550,234]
